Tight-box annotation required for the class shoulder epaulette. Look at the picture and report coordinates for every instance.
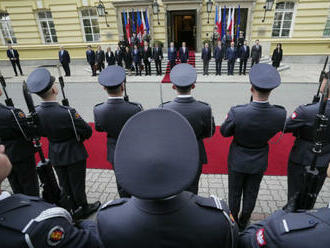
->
[100,198,128,210]
[304,102,317,107]
[128,101,143,109]
[159,101,171,107]
[197,100,210,106]
[94,102,104,108]
[273,104,285,109]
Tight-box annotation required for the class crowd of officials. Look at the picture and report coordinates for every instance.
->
[1,50,330,247]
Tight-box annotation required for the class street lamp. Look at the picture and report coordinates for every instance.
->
[206,0,213,24]
[262,0,275,22]
[97,0,110,27]
[153,0,160,25]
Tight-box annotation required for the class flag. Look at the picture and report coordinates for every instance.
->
[227,7,231,31]
[145,8,150,34]
[123,10,129,43]
[126,9,131,44]
[236,5,241,40]
[215,5,218,26]
[137,10,142,42]
[231,7,235,41]
[132,9,136,33]
[218,6,222,36]
[140,9,145,36]
[222,6,226,38]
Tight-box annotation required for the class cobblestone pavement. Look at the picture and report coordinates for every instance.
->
[2,169,330,221]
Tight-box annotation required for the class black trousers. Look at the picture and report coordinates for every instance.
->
[251,58,260,67]
[203,60,210,75]
[215,59,222,75]
[287,161,327,202]
[61,62,71,76]
[239,59,248,74]
[186,162,203,195]
[170,60,176,70]
[55,160,88,210]
[7,156,39,197]
[228,166,264,222]
[90,63,96,76]
[155,60,162,75]
[10,59,23,76]
[98,62,105,72]
[144,59,151,75]
[134,62,141,76]
[227,59,235,75]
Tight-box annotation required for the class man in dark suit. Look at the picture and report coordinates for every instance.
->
[214,40,224,75]
[284,75,330,203]
[94,66,143,197]
[0,147,103,248]
[220,64,286,230]
[142,41,152,76]
[179,42,189,63]
[161,64,215,194]
[0,88,39,197]
[168,42,177,70]
[106,47,115,66]
[132,45,142,76]
[86,45,96,76]
[7,44,23,76]
[238,40,250,75]
[26,68,101,219]
[115,46,123,67]
[95,45,105,73]
[251,40,262,66]
[58,46,71,76]
[153,42,163,75]
[226,41,238,75]
[97,108,238,248]
[201,43,212,76]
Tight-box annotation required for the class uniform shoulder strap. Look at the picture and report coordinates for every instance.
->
[100,198,128,210]
[10,108,29,141]
[67,108,80,142]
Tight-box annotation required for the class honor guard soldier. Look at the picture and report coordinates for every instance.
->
[284,74,330,202]
[93,66,143,197]
[26,68,100,219]
[97,109,238,248]
[161,63,215,194]
[0,145,102,248]
[221,64,286,230]
[0,89,39,197]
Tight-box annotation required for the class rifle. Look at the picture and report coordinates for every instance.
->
[22,81,73,211]
[56,64,70,106]
[297,68,330,210]
[0,71,14,107]
[312,56,328,103]
[124,79,129,102]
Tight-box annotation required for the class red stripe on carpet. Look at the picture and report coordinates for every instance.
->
[37,125,294,176]
[161,51,196,83]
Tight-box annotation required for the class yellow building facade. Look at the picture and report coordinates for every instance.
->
[0,0,329,61]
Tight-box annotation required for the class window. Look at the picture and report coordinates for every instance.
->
[0,13,17,44]
[80,8,100,42]
[38,11,57,43]
[324,10,330,37]
[272,2,295,38]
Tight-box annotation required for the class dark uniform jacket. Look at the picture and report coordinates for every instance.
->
[97,191,238,248]
[0,103,34,163]
[179,47,189,63]
[59,50,70,64]
[152,47,163,61]
[221,102,286,174]
[95,50,105,64]
[201,48,212,62]
[0,193,101,248]
[214,46,224,60]
[285,101,330,168]
[86,50,96,65]
[168,47,177,61]
[239,207,330,248]
[239,46,250,60]
[94,98,142,164]
[251,45,262,60]
[36,102,92,166]
[162,97,215,164]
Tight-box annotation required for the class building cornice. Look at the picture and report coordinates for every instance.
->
[112,0,153,7]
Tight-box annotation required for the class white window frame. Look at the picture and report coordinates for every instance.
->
[79,8,100,42]
[324,9,330,37]
[37,10,58,44]
[272,1,296,38]
[0,13,17,45]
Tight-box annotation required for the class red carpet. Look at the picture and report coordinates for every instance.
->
[161,51,196,83]
[37,125,294,176]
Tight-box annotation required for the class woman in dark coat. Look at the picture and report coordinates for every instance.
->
[272,43,283,69]
[105,47,115,66]
[124,46,133,73]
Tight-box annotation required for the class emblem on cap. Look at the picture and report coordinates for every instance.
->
[256,228,267,246]
[47,226,65,246]
[18,111,25,118]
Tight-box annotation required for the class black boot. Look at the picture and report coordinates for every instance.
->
[73,201,101,220]
[238,215,250,232]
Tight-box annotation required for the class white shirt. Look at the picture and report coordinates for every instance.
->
[108,96,124,100]
[253,100,269,103]
[0,191,11,201]
[177,95,192,98]
[61,50,64,56]
[11,49,15,57]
